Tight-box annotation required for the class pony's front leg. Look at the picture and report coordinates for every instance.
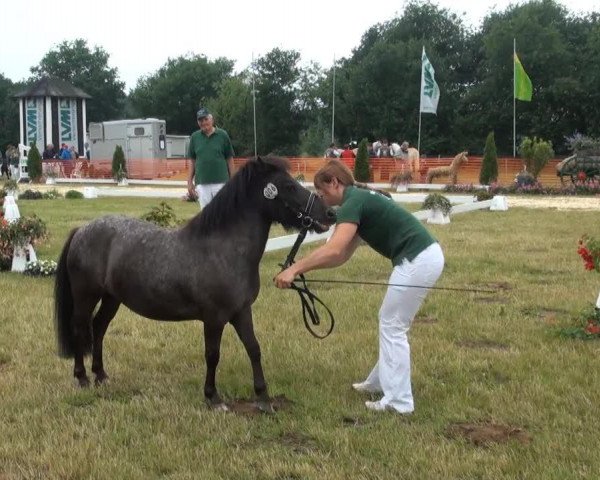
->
[231,307,272,413]
[203,320,227,410]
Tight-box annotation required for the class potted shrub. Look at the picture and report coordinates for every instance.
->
[0,214,48,272]
[422,193,452,224]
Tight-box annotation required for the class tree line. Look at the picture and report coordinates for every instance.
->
[1,0,598,157]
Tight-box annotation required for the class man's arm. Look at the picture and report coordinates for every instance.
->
[227,157,234,178]
[187,138,196,195]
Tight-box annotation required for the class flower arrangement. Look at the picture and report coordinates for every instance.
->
[560,235,600,339]
[24,259,57,277]
[0,215,48,270]
[422,193,452,216]
[578,235,600,272]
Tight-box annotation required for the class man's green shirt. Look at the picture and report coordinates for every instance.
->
[336,186,436,266]
[188,128,234,184]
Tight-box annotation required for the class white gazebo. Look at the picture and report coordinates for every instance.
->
[14,77,91,157]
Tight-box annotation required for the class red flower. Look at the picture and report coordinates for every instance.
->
[585,321,600,335]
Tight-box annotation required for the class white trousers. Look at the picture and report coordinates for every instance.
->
[195,183,225,209]
[362,242,444,413]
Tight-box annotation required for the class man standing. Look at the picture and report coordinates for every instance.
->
[187,107,234,208]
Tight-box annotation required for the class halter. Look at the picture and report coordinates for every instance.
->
[263,183,335,338]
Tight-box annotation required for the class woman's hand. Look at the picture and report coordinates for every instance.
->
[274,267,297,289]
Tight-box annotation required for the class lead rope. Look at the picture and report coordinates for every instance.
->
[280,229,335,339]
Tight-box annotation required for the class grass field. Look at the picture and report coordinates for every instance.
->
[1,197,599,479]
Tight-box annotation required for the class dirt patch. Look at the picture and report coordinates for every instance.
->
[277,431,320,454]
[446,422,532,446]
[522,307,568,325]
[457,339,510,350]
[227,394,294,415]
[414,315,438,324]
[483,282,512,291]
[342,416,372,428]
[0,354,10,371]
[474,296,509,304]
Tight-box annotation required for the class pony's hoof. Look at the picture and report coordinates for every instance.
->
[94,374,109,386]
[256,400,275,414]
[75,376,90,388]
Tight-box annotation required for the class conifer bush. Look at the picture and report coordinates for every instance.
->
[27,143,43,181]
[354,138,370,182]
[479,132,498,185]
[519,137,554,179]
[112,145,127,181]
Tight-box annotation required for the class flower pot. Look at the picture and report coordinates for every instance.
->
[118,178,128,186]
[46,177,56,185]
[396,184,409,193]
[490,195,508,211]
[11,244,37,273]
[427,208,450,225]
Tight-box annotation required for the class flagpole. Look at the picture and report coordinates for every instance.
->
[417,112,422,153]
[513,38,516,158]
[418,46,424,153]
[331,54,336,143]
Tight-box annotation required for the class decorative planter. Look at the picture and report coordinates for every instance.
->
[396,184,409,193]
[12,244,37,272]
[3,196,20,222]
[83,187,98,199]
[490,195,508,211]
[46,177,56,185]
[118,178,128,186]
[427,208,450,224]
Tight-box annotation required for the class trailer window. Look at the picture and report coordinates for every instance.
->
[134,127,145,136]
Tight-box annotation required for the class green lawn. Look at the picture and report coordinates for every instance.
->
[1,197,599,479]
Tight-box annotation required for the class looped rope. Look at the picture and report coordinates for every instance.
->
[279,227,335,339]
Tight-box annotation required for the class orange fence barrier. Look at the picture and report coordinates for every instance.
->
[45,156,565,187]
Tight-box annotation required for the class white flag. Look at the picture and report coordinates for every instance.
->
[420,47,440,114]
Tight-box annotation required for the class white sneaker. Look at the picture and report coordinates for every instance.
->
[365,400,413,414]
[352,382,381,393]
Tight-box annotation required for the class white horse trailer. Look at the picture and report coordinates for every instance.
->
[88,119,168,179]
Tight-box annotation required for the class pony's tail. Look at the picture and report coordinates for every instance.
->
[54,228,88,358]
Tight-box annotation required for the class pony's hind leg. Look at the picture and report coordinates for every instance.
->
[71,295,100,387]
[203,320,227,409]
[91,295,121,385]
[231,307,271,413]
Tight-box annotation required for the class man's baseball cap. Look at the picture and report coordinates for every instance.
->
[196,107,210,119]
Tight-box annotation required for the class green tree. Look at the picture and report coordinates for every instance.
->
[518,136,554,179]
[354,138,370,182]
[27,143,42,182]
[112,145,127,180]
[253,48,305,155]
[480,132,498,184]
[207,75,254,156]
[329,1,474,154]
[30,39,126,123]
[130,54,234,135]
[0,75,21,151]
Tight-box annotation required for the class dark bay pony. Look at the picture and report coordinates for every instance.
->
[54,156,335,411]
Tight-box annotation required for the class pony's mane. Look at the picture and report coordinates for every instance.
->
[188,156,290,234]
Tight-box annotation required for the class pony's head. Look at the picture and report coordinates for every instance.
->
[252,156,335,233]
[195,156,335,233]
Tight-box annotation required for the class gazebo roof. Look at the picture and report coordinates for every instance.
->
[14,77,92,99]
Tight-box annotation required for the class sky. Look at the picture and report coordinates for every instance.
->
[1,0,597,92]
